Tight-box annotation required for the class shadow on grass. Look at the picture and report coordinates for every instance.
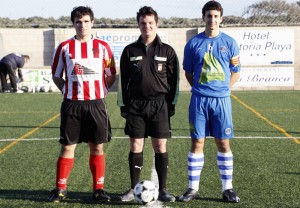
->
[196,197,224,203]
[0,189,136,206]
[0,189,226,205]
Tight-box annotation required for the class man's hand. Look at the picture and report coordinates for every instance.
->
[120,106,127,118]
[168,104,175,117]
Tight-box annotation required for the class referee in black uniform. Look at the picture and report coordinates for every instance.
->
[117,6,179,203]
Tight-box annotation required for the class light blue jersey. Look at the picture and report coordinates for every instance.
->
[183,32,240,98]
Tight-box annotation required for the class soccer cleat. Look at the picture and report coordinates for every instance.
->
[119,189,135,202]
[92,189,111,202]
[222,189,240,203]
[158,188,176,202]
[48,188,67,202]
[178,188,199,202]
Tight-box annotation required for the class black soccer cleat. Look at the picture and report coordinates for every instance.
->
[92,189,111,202]
[158,188,176,202]
[178,188,199,202]
[223,189,240,203]
[48,188,67,202]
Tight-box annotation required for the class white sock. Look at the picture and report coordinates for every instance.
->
[188,152,204,191]
[217,151,233,192]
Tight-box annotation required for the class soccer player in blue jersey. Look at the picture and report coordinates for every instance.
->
[178,1,241,203]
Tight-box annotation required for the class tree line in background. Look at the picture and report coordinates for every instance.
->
[0,0,300,28]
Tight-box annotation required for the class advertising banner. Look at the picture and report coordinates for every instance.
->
[225,29,294,65]
[235,67,294,87]
[97,31,168,66]
[20,69,59,92]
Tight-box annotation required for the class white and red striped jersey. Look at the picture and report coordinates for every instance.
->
[52,36,116,100]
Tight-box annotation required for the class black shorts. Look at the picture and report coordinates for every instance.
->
[125,98,171,138]
[59,99,111,145]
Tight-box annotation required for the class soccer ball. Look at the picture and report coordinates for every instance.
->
[20,86,29,92]
[134,180,159,205]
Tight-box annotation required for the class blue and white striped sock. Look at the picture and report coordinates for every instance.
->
[217,151,233,192]
[188,152,204,191]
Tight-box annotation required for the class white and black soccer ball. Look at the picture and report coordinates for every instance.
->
[134,180,159,205]
[20,86,29,92]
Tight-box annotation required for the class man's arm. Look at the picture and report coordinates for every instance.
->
[185,71,194,87]
[105,74,116,89]
[52,76,65,91]
[230,71,240,88]
[118,48,130,107]
[166,51,180,117]
[17,69,23,81]
[166,51,179,104]
[117,48,131,118]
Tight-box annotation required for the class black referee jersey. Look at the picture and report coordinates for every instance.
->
[118,35,179,108]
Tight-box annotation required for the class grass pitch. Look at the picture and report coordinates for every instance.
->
[0,91,299,207]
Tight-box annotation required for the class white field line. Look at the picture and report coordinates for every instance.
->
[145,155,163,208]
[1,135,297,208]
[0,136,299,142]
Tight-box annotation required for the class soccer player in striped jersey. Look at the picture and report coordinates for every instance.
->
[49,6,116,203]
[178,1,240,203]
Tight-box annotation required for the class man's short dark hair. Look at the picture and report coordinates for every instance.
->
[202,1,223,17]
[22,55,30,61]
[71,6,94,23]
[136,6,158,23]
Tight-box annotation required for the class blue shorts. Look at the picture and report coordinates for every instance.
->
[188,94,233,139]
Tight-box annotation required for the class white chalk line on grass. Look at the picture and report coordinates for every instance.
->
[147,157,163,208]
[0,136,299,142]
[1,135,298,208]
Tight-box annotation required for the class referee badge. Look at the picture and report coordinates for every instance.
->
[154,56,166,72]
[158,64,163,72]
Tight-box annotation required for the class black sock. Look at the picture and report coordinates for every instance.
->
[155,152,168,191]
[129,151,143,189]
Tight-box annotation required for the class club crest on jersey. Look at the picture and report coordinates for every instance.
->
[220,46,227,52]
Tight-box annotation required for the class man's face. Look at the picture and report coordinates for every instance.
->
[73,15,94,40]
[203,10,223,31]
[138,14,158,40]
